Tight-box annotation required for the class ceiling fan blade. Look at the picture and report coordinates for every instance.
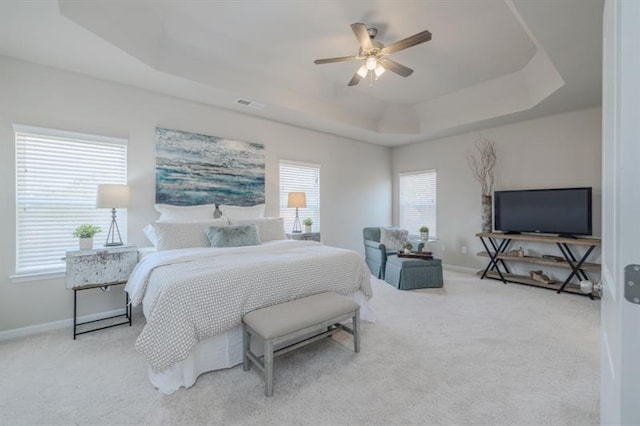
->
[381,59,414,77]
[351,23,373,51]
[314,56,359,65]
[383,29,432,55]
[348,69,363,86]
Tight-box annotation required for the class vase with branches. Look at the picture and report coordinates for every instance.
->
[467,135,497,233]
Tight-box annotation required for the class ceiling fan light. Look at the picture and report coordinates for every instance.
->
[374,64,385,78]
[357,65,368,78]
[365,56,378,70]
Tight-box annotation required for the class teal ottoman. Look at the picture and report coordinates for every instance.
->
[384,255,444,290]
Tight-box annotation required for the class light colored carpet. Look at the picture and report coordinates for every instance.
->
[0,270,600,425]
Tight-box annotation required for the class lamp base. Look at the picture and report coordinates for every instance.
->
[291,208,302,233]
[104,208,124,247]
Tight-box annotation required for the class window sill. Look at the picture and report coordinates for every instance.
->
[10,270,65,283]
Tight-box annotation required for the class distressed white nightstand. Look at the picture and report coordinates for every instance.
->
[286,232,321,242]
[65,244,138,339]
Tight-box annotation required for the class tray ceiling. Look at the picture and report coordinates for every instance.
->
[0,0,603,146]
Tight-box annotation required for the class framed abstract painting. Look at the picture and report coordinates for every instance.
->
[155,128,265,206]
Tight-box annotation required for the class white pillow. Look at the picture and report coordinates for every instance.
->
[142,224,157,246]
[219,204,265,220]
[229,217,286,242]
[380,227,409,251]
[149,219,228,250]
[154,204,217,222]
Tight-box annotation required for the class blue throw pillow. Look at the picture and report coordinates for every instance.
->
[206,224,261,248]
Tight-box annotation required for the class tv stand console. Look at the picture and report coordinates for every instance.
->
[476,232,601,298]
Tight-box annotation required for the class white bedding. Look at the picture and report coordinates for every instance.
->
[125,240,373,375]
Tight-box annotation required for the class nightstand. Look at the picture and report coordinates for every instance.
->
[65,244,138,339]
[286,232,321,242]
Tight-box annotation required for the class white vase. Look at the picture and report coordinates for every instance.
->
[304,225,312,233]
[79,237,93,250]
[420,231,429,241]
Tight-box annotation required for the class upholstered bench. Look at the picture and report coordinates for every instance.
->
[242,292,360,396]
[385,255,444,290]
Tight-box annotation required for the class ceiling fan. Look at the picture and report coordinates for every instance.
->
[314,23,432,86]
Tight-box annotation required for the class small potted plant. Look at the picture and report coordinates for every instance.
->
[402,241,413,254]
[73,224,101,250]
[302,217,313,233]
[419,226,429,242]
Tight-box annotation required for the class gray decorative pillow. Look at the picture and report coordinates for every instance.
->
[380,227,409,251]
[228,217,286,242]
[206,224,262,248]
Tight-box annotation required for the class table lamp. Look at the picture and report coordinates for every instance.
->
[287,192,306,233]
[96,184,130,246]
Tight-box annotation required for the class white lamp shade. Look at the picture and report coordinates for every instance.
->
[96,184,130,208]
[287,192,307,208]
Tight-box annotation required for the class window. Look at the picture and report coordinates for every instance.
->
[399,170,437,239]
[279,161,320,233]
[14,125,127,276]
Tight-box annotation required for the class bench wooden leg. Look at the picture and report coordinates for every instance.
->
[264,340,274,397]
[242,323,250,371]
[353,308,360,353]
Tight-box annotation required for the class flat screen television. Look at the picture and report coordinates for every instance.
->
[494,187,592,236]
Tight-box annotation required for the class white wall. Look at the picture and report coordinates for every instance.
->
[392,107,602,270]
[0,56,392,332]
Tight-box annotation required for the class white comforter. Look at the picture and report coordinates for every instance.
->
[125,240,373,372]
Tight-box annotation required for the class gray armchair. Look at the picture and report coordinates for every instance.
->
[363,227,424,279]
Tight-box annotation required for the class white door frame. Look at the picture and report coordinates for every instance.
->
[600,1,640,424]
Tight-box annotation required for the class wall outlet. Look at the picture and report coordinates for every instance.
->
[461,246,468,255]
[440,244,446,252]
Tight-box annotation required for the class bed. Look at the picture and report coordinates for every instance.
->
[126,208,374,394]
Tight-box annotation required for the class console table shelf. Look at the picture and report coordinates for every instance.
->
[476,271,584,295]
[476,232,601,298]
[476,251,601,273]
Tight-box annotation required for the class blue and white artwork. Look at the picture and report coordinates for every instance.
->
[155,128,265,206]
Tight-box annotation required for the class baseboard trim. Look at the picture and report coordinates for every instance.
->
[443,263,478,274]
[0,306,141,341]
[4,266,475,340]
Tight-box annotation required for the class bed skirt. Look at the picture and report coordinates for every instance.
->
[147,291,374,394]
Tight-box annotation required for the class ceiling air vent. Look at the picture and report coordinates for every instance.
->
[236,98,265,110]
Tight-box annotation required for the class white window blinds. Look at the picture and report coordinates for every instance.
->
[15,125,128,275]
[279,161,320,233]
[399,170,437,238]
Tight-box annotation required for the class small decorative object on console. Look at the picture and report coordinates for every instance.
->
[506,247,525,257]
[541,254,564,262]
[530,270,552,284]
